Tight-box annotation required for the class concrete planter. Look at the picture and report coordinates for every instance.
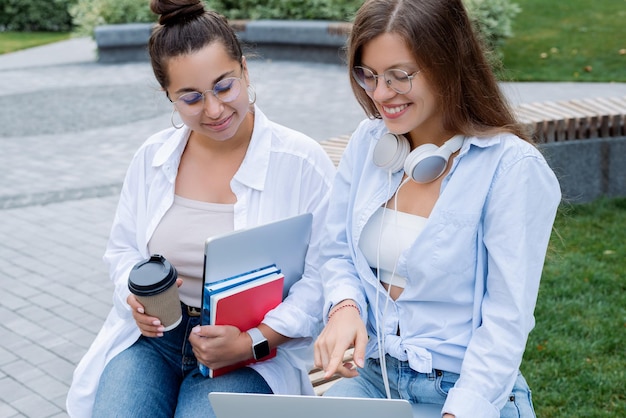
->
[94,20,351,64]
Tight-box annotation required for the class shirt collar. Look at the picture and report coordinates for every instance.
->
[232,106,272,191]
[152,126,190,168]
[149,106,273,190]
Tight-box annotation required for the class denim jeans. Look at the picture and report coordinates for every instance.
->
[92,307,272,418]
[324,355,536,418]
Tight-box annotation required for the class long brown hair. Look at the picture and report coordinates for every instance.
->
[348,0,531,142]
[148,0,243,91]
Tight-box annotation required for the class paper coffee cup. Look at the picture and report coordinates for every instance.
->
[128,254,182,331]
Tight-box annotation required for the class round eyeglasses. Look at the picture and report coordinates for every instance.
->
[352,66,420,95]
[170,76,243,116]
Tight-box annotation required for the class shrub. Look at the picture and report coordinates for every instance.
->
[0,0,76,32]
[70,0,157,37]
[463,0,522,53]
[205,0,362,21]
[68,0,520,63]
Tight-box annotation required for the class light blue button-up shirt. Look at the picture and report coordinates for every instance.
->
[321,118,561,417]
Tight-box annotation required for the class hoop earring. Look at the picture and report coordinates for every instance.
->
[247,85,257,105]
[171,109,184,129]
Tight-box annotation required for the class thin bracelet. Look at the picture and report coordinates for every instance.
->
[328,303,360,321]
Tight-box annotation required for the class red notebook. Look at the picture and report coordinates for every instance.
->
[205,272,284,378]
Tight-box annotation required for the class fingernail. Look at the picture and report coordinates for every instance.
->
[157,333,163,337]
[157,326,165,332]
[192,325,200,333]
[152,320,161,326]
[137,307,144,314]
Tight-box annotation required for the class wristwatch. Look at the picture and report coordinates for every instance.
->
[247,327,270,360]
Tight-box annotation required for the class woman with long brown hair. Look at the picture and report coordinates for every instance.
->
[314,1,560,417]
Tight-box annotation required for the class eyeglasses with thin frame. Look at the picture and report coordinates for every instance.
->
[170,71,244,116]
[352,66,420,94]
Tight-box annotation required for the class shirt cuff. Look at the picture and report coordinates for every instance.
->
[443,387,499,418]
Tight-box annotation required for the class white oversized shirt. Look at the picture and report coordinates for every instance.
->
[66,107,335,417]
[320,118,561,418]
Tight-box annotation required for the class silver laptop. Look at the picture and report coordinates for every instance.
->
[203,213,313,300]
[209,392,442,418]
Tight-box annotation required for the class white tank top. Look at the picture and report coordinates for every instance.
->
[148,195,234,308]
[359,207,427,288]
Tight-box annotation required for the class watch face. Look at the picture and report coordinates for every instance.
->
[254,339,271,360]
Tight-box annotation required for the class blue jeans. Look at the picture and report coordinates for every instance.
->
[324,355,536,418]
[92,307,272,418]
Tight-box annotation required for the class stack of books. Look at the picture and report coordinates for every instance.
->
[199,264,284,378]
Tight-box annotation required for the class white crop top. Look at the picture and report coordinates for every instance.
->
[359,207,427,288]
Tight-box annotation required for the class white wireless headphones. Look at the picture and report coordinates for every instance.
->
[372,133,465,183]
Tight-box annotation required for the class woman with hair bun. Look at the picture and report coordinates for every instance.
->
[66,0,335,416]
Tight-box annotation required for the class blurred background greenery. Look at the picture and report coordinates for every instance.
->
[1,0,624,81]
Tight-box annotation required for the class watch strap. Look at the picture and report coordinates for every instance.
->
[247,327,270,360]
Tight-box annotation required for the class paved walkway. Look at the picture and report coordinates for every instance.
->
[1,37,625,418]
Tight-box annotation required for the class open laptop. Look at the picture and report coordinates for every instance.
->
[203,213,313,300]
[209,393,442,418]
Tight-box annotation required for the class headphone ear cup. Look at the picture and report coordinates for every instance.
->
[404,135,465,183]
[404,144,447,183]
[373,133,410,173]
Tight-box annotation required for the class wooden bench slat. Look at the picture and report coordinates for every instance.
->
[307,348,355,395]
[319,96,626,153]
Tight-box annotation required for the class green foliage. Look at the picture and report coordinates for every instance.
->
[70,0,157,37]
[463,0,521,53]
[523,197,626,417]
[0,0,76,32]
[205,0,362,21]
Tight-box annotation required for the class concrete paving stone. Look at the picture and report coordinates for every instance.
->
[74,298,112,319]
[29,331,69,354]
[33,314,75,336]
[14,306,50,324]
[36,357,75,384]
[49,340,91,364]
[0,325,31,352]
[23,293,64,311]
[19,344,65,367]
[0,307,20,324]
[38,283,87,307]
[10,393,62,418]
[0,278,40,299]
[0,376,31,403]
[49,395,70,415]
[0,402,19,417]
[0,262,28,279]
[2,359,46,383]
[0,292,29,311]
[0,347,18,366]
[24,374,68,401]
[4,316,48,339]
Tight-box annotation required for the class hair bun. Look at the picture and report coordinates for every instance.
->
[151,0,205,26]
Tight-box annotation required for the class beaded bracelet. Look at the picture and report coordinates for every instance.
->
[328,303,360,321]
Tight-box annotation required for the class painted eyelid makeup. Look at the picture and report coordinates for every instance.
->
[173,69,239,97]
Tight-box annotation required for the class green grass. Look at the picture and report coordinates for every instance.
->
[522,197,626,417]
[0,32,71,55]
[501,0,626,82]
